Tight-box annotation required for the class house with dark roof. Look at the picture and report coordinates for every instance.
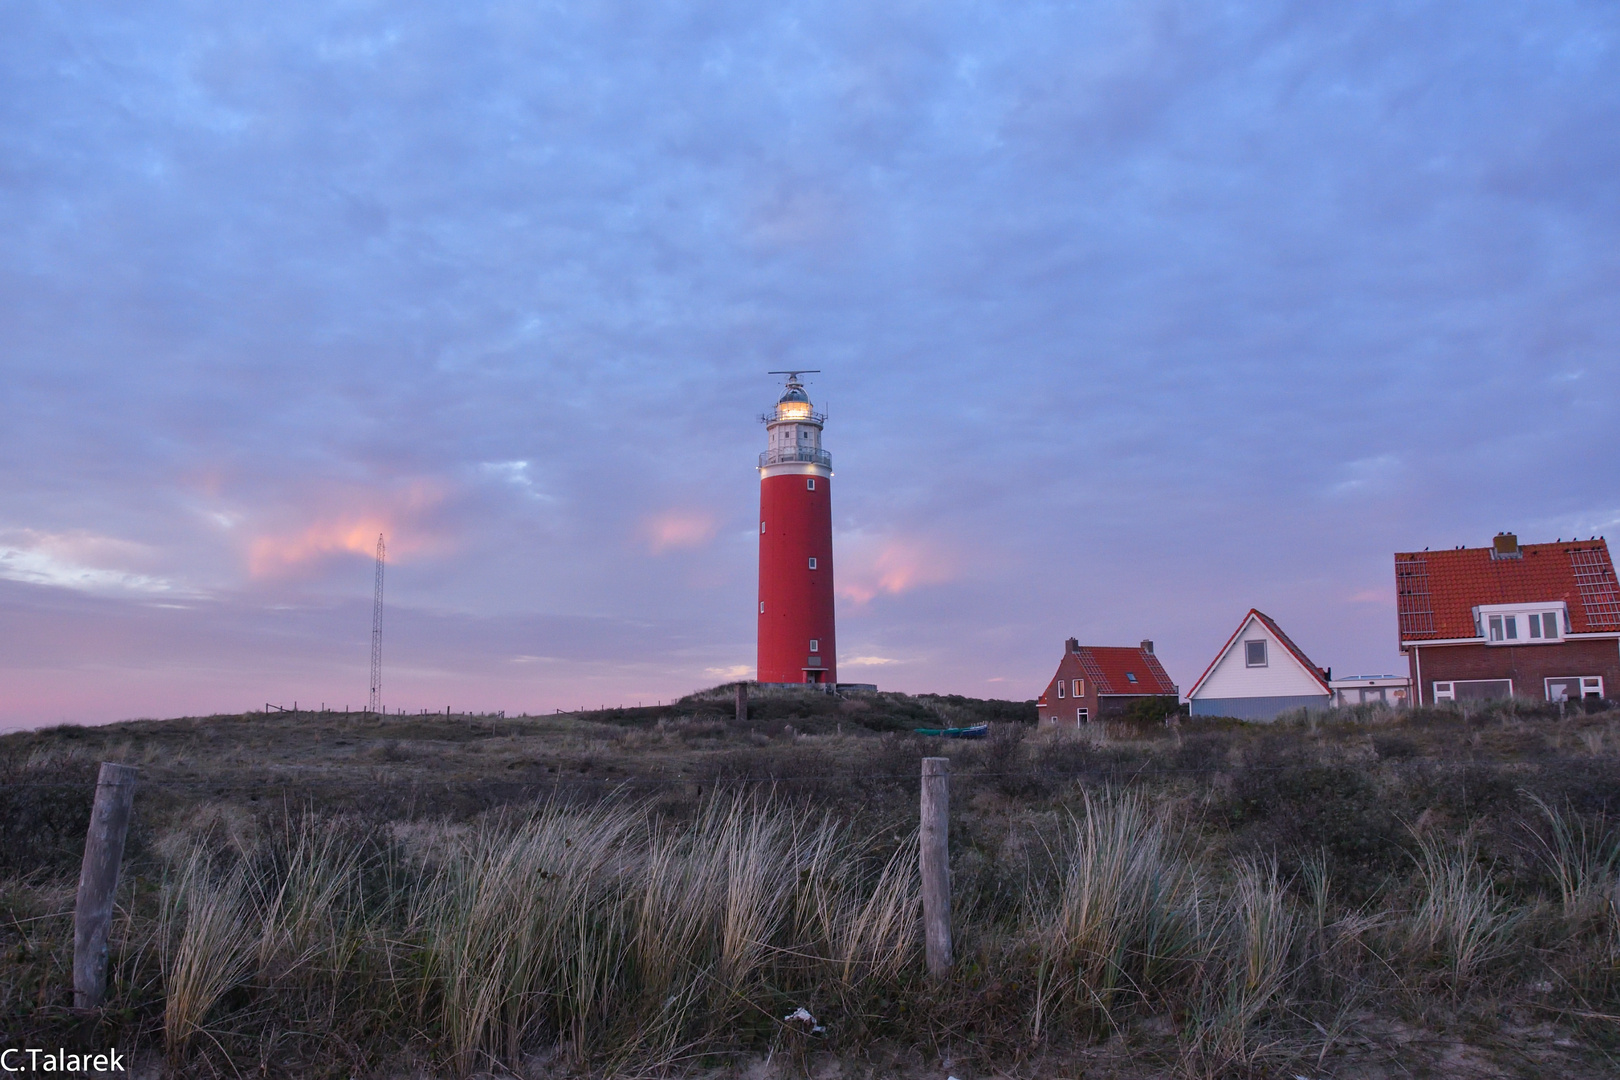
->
[1187,609,1332,720]
[1396,533,1620,705]
[1035,639,1177,725]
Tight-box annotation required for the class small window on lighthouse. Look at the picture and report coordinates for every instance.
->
[760,521,766,533]
[759,602,765,613]
[806,478,816,490]
[809,639,819,653]
[808,557,817,570]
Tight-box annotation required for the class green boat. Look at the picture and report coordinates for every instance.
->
[913,723,989,739]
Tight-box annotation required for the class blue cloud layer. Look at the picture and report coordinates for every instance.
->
[2,1,1617,726]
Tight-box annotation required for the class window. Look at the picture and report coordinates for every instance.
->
[1528,612,1561,640]
[760,521,766,533]
[1076,708,1089,724]
[1434,679,1512,703]
[806,478,816,490]
[1547,676,1604,701]
[809,639,819,653]
[1071,678,1083,697]
[1056,681,1066,699]
[1126,672,1138,684]
[807,557,817,570]
[1245,640,1268,667]
[1476,602,1566,644]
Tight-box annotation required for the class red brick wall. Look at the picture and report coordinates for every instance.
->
[1035,652,1162,723]
[1408,638,1620,703]
[1036,653,1099,724]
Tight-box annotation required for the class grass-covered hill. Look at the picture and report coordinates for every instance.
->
[3,687,1620,1078]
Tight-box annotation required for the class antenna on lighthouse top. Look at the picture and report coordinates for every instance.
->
[762,370,826,424]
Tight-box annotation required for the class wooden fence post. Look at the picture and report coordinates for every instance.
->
[74,762,138,1010]
[735,682,748,723]
[920,756,952,976]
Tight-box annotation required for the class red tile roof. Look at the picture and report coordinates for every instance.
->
[1395,539,1620,641]
[1072,646,1177,696]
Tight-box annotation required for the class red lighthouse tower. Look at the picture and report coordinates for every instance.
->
[757,372,836,685]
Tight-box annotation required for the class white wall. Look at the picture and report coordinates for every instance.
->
[1194,615,1326,700]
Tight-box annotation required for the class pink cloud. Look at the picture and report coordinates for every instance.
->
[246,481,450,577]
[836,534,955,605]
[643,510,717,554]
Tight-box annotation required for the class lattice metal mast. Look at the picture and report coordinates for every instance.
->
[368,534,385,714]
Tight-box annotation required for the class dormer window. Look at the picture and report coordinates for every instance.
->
[1475,602,1567,644]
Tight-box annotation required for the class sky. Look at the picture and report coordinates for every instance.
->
[2,1,1617,730]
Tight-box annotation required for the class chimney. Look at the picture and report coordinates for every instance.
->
[1491,532,1521,559]
[1065,637,1079,653]
[1140,639,1154,654]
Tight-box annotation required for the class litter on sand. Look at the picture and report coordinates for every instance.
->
[782,1007,826,1034]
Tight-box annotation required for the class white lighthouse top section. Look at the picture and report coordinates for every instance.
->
[759,373,831,471]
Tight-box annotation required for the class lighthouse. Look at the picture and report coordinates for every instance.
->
[757,371,836,685]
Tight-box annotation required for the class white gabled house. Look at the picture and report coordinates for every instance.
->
[1187,609,1332,721]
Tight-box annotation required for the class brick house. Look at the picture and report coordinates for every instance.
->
[1036,639,1178,725]
[1396,533,1620,705]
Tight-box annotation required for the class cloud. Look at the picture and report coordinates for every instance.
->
[1,0,1616,723]
[479,461,553,502]
[836,535,957,606]
[0,530,185,596]
[704,664,752,679]
[844,655,900,666]
[644,511,718,554]
[246,481,450,578]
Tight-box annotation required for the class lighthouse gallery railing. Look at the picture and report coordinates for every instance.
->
[759,447,832,468]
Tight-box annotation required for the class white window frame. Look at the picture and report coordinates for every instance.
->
[1245,640,1268,667]
[1473,601,1568,645]
[1076,707,1089,724]
[807,557,817,570]
[1056,681,1066,699]
[806,478,816,490]
[760,521,766,533]
[809,639,819,654]
[1071,678,1083,697]
[759,601,765,613]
